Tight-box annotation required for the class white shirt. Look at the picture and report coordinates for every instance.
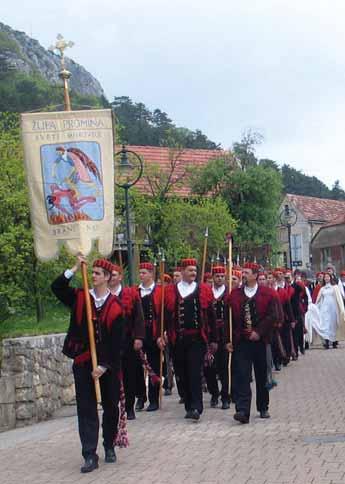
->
[277,281,285,289]
[110,284,122,297]
[177,280,197,298]
[89,288,111,308]
[64,269,110,308]
[212,284,226,300]
[244,283,258,299]
[139,282,155,297]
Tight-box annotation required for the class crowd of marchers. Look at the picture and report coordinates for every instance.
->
[51,257,345,473]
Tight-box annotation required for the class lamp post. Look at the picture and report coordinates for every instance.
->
[279,204,297,269]
[115,145,143,285]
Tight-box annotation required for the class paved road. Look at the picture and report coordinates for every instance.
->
[2,346,345,484]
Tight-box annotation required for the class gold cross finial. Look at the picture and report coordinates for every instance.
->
[49,34,74,69]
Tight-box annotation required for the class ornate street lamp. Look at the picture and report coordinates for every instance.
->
[115,145,143,285]
[279,204,297,269]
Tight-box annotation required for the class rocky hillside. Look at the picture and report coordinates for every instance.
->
[0,22,105,98]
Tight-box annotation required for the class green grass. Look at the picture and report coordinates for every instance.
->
[0,303,69,341]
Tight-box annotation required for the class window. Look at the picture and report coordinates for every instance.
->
[291,234,302,263]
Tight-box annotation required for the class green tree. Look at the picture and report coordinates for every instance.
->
[281,164,332,198]
[330,180,345,200]
[111,96,219,149]
[232,129,264,170]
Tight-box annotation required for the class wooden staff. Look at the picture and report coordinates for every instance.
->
[118,243,123,271]
[159,253,166,408]
[226,233,233,395]
[201,227,209,283]
[81,262,102,403]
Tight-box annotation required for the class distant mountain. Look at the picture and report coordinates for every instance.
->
[0,22,104,98]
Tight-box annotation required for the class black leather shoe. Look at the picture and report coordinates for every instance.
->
[185,410,193,419]
[233,412,249,424]
[104,448,116,463]
[190,409,200,421]
[135,397,145,411]
[323,339,330,349]
[146,402,159,412]
[179,397,185,404]
[259,410,270,419]
[126,408,136,420]
[274,364,281,371]
[210,396,218,408]
[333,341,338,348]
[80,455,99,473]
[164,388,172,396]
[221,400,230,410]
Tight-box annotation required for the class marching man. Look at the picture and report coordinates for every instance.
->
[51,256,124,473]
[204,265,231,409]
[164,258,217,421]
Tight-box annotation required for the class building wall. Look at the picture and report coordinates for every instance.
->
[311,224,345,273]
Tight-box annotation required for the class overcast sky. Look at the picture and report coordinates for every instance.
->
[2,0,345,187]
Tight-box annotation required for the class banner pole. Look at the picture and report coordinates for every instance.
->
[201,227,209,283]
[159,253,166,408]
[227,233,233,399]
[53,34,101,403]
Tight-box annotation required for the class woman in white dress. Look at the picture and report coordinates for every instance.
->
[316,273,345,349]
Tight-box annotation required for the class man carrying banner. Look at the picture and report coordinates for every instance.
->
[51,256,124,473]
[163,258,217,421]
[108,264,145,420]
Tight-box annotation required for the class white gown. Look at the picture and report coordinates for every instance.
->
[316,284,344,342]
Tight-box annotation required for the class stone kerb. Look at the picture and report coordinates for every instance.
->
[0,333,74,431]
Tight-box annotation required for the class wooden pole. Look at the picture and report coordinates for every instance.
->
[226,233,233,397]
[201,227,209,283]
[81,262,102,403]
[159,254,165,408]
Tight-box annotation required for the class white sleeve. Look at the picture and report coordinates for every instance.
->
[64,269,74,279]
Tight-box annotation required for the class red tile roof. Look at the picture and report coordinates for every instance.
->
[125,145,231,197]
[286,193,345,223]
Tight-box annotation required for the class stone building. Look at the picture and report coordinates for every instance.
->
[311,216,345,273]
[277,194,345,271]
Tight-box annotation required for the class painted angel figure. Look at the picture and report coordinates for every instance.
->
[52,146,102,191]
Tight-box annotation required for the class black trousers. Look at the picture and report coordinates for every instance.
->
[293,317,305,355]
[281,324,292,359]
[204,345,229,402]
[73,362,120,459]
[143,339,160,405]
[122,341,142,412]
[173,337,206,414]
[233,340,269,417]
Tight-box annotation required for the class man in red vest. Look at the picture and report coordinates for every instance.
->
[51,256,124,473]
[228,262,277,424]
[163,258,217,421]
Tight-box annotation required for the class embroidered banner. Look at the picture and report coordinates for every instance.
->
[21,109,115,260]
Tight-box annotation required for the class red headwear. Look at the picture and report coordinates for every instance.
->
[111,264,122,274]
[180,258,197,268]
[243,262,260,273]
[274,267,286,274]
[232,269,242,279]
[316,271,324,278]
[203,272,212,282]
[173,267,182,273]
[139,262,154,271]
[164,274,172,283]
[212,265,226,275]
[93,259,113,273]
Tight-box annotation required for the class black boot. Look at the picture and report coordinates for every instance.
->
[333,341,338,348]
[135,397,145,411]
[80,455,99,473]
[126,408,136,420]
[324,339,330,349]
[104,448,116,463]
[210,396,218,408]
